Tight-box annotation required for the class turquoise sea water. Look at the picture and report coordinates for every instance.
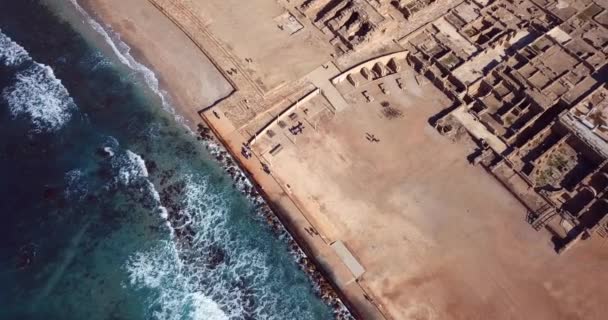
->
[0,1,337,319]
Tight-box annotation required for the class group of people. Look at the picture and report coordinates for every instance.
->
[241,144,252,159]
[365,132,380,143]
[304,226,319,236]
[289,121,305,135]
[225,67,238,75]
[241,143,272,174]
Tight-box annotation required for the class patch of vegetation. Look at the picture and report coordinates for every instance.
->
[535,151,572,186]
[548,153,569,169]
[536,169,552,187]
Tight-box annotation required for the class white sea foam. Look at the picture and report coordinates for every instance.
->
[0,29,75,133]
[88,50,112,71]
[64,169,88,200]
[158,206,169,220]
[113,150,149,186]
[0,29,29,66]
[187,293,229,320]
[2,63,75,132]
[148,181,161,203]
[127,243,176,289]
[126,241,229,320]
[103,146,115,157]
[111,149,165,213]
[125,174,325,320]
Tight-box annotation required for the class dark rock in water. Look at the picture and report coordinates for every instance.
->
[179,238,193,251]
[56,198,68,209]
[243,295,255,312]
[95,147,114,158]
[85,194,98,203]
[206,246,226,269]
[146,160,158,175]
[43,187,59,200]
[16,244,36,270]
[178,251,190,262]
[96,167,113,180]
[159,168,176,186]
[199,131,213,141]
[198,126,212,140]
[249,188,258,198]
[232,278,256,317]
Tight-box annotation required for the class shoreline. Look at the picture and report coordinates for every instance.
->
[75,0,234,130]
[197,128,355,320]
[59,0,608,319]
[73,0,360,319]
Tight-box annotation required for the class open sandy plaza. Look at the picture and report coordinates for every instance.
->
[80,0,608,318]
[247,65,608,319]
[260,72,608,319]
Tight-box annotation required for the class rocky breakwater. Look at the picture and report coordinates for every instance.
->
[195,123,355,320]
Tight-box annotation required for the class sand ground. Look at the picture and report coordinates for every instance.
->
[181,0,334,93]
[256,68,608,320]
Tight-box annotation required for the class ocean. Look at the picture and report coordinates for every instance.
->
[0,1,340,319]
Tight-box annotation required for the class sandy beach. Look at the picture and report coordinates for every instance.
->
[79,0,232,129]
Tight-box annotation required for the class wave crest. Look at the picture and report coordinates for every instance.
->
[0,29,29,66]
[2,62,75,132]
[113,150,149,186]
[126,241,229,320]
[127,173,332,320]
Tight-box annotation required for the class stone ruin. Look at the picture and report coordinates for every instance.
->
[399,0,608,252]
[390,0,439,20]
[300,0,385,54]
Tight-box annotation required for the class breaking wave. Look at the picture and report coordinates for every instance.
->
[126,241,229,320]
[0,29,29,66]
[109,149,163,209]
[113,150,149,186]
[97,150,233,320]
[127,174,323,320]
[0,29,75,133]
[2,63,75,132]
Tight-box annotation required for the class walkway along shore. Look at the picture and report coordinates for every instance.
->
[139,0,390,318]
[195,119,359,320]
